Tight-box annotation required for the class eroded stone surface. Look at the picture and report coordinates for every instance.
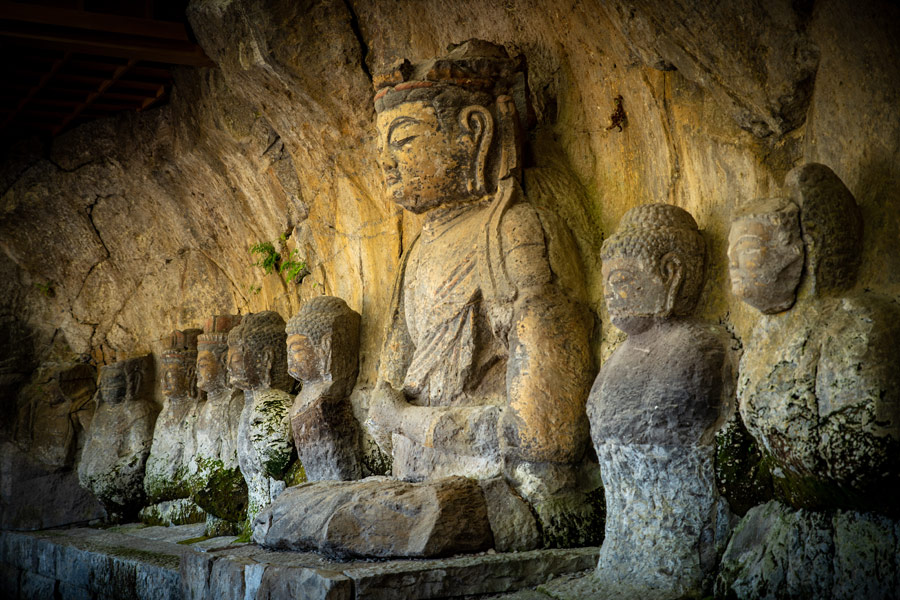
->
[286,296,361,481]
[77,355,156,519]
[717,500,900,600]
[253,476,492,558]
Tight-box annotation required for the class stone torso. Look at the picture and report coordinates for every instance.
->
[402,205,506,409]
[739,293,900,512]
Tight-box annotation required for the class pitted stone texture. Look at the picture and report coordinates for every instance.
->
[182,541,598,600]
[291,392,361,482]
[188,389,247,523]
[717,500,900,599]
[138,498,206,527]
[592,442,732,597]
[237,388,294,524]
[253,476,492,558]
[77,397,157,519]
[738,294,900,514]
[479,477,541,552]
[144,398,199,505]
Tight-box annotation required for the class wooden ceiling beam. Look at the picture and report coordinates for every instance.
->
[53,58,137,134]
[0,2,190,41]
[0,50,71,132]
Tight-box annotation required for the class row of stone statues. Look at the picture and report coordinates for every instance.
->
[71,39,897,599]
[77,299,363,535]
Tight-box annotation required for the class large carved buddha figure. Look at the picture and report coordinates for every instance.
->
[367,40,595,528]
[730,163,900,515]
[587,204,733,598]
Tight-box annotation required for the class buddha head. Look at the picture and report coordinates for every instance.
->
[160,329,201,400]
[600,204,706,334]
[98,355,151,405]
[728,198,804,314]
[196,315,242,394]
[285,296,360,394]
[373,39,532,214]
[226,311,292,392]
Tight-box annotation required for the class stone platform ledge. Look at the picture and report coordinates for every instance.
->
[183,543,600,600]
[0,523,235,600]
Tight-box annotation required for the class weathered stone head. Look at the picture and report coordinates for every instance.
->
[227,311,291,392]
[729,164,862,313]
[728,198,804,314]
[786,162,862,296]
[160,329,201,400]
[197,315,242,394]
[285,296,360,392]
[98,354,151,405]
[600,204,705,334]
[373,39,531,213]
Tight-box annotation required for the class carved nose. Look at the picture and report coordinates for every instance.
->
[379,153,397,171]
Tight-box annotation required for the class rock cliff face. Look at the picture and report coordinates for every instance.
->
[1,0,898,529]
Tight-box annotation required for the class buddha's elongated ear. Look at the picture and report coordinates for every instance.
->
[660,252,684,316]
[459,105,494,195]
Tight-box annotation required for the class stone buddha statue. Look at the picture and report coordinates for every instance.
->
[227,311,297,525]
[730,163,900,515]
[286,296,361,481]
[77,354,156,520]
[367,39,597,543]
[587,204,734,598]
[142,329,205,525]
[252,41,598,558]
[190,315,247,533]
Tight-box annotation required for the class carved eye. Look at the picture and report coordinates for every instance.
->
[390,134,416,148]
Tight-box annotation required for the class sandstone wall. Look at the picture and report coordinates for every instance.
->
[1,0,897,453]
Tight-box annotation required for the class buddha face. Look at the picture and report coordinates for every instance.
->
[196,347,224,393]
[286,333,323,383]
[602,255,672,334]
[99,366,128,404]
[728,216,803,314]
[376,101,477,213]
[227,344,255,391]
[160,360,192,398]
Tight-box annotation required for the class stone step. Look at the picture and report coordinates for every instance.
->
[1,524,598,599]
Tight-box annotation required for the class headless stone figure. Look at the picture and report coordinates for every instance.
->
[286,296,361,481]
[190,315,247,533]
[227,311,296,526]
[587,204,733,598]
[729,163,900,515]
[253,41,596,557]
[78,355,156,520]
[142,329,205,525]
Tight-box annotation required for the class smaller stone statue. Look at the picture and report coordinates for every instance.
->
[227,311,297,526]
[77,355,156,520]
[286,296,362,481]
[189,315,247,533]
[142,329,205,525]
[587,204,733,598]
[729,163,900,515]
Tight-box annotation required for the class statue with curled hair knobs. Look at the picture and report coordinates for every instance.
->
[586,204,735,598]
[366,40,599,546]
[227,311,298,527]
[141,329,206,525]
[77,354,156,521]
[285,296,362,481]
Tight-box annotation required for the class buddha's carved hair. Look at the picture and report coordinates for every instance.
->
[601,203,706,315]
[227,311,291,391]
[286,296,360,385]
[733,197,803,248]
[786,163,862,295]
